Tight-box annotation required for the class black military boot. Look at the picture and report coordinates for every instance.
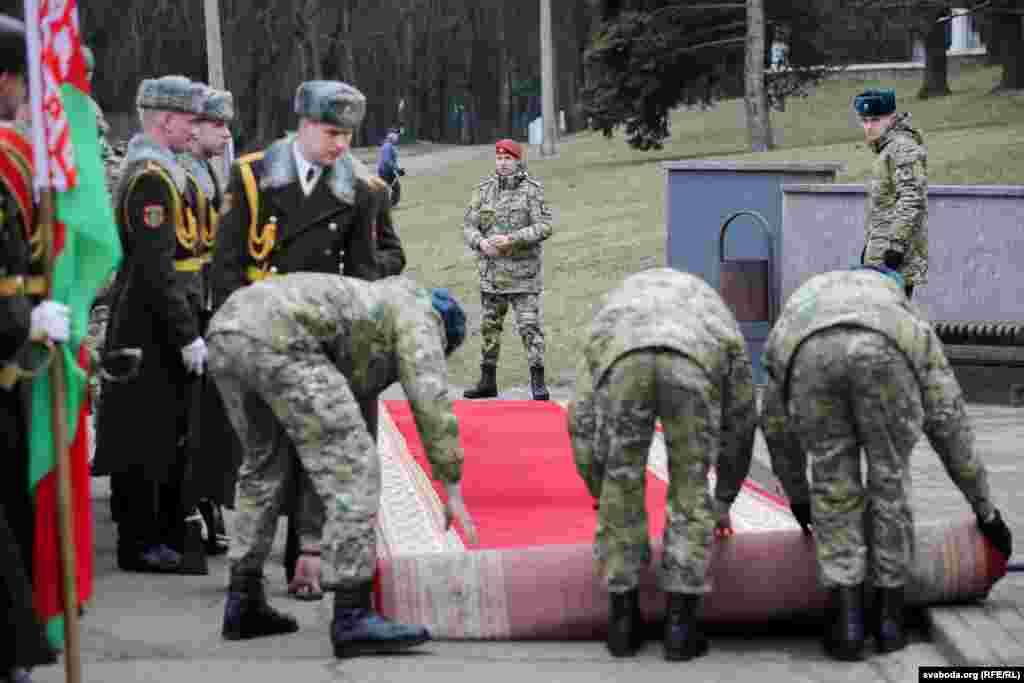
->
[606,589,643,657]
[823,584,866,661]
[529,365,550,401]
[663,592,708,661]
[463,364,498,399]
[873,586,906,654]
[222,573,300,641]
[331,583,431,658]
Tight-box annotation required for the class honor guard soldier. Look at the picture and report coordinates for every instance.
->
[854,89,928,299]
[568,268,757,661]
[93,75,208,575]
[211,80,406,594]
[207,273,475,657]
[762,267,1012,661]
[462,138,553,401]
[179,83,235,556]
[0,17,65,682]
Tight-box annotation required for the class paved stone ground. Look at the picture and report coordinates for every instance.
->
[67,377,1020,683]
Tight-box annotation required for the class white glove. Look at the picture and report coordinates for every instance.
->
[181,337,207,376]
[443,481,479,545]
[30,300,71,343]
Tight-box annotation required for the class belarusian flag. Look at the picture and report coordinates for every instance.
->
[25,0,121,649]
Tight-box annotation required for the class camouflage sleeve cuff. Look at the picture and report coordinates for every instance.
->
[429,455,462,485]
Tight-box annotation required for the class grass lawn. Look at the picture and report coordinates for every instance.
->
[393,64,1024,392]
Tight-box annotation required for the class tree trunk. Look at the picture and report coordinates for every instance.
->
[744,0,774,152]
[994,8,1024,91]
[496,2,511,137]
[918,15,951,99]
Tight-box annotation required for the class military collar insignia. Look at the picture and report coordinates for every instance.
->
[124,133,189,193]
[260,138,372,206]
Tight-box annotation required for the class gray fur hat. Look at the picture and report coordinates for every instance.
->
[137,75,202,114]
[294,80,366,128]
[197,85,234,122]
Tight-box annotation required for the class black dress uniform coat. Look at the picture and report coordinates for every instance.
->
[179,152,238,506]
[211,137,405,308]
[93,135,204,484]
[208,138,404,525]
[0,122,57,672]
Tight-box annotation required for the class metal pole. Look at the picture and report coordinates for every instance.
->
[539,0,557,157]
[203,0,225,90]
[203,0,232,178]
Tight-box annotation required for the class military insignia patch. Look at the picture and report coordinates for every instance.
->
[143,204,166,228]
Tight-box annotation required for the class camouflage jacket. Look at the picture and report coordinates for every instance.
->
[462,170,552,294]
[763,270,938,398]
[864,113,928,286]
[567,268,757,505]
[762,269,993,517]
[207,273,463,483]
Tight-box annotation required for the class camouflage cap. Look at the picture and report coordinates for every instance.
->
[137,75,202,114]
[294,80,366,128]
[854,89,896,118]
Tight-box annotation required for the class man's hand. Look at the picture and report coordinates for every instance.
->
[491,234,513,252]
[444,481,479,545]
[480,238,501,258]
[288,550,323,600]
[791,501,813,535]
[882,249,904,270]
[978,508,1013,559]
[713,498,734,538]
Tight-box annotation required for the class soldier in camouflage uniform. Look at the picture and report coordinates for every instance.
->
[855,89,928,298]
[207,272,476,657]
[462,138,553,400]
[568,268,757,661]
[761,267,1013,661]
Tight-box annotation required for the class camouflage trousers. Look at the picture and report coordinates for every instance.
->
[478,291,545,368]
[83,304,110,416]
[589,350,720,594]
[206,331,380,588]
[788,328,923,588]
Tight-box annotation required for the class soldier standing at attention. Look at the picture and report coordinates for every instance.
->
[855,89,928,299]
[568,268,757,661]
[462,138,553,401]
[210,80,406,595]
[761,267,1012,661]
[179,84,235,556]
[207,273,476,657]
[0,17,65,682]
[93,76,206,574]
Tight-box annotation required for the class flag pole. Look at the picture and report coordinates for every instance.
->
[24,2,82,682]
[44,193,82,683]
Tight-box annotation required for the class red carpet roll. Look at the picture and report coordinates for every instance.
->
[376,518,1006,640]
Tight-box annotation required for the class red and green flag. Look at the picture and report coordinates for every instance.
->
[25,0,122,650]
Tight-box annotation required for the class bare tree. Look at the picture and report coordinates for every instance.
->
[744,0,774,151]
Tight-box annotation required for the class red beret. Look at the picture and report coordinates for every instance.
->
[495,138,522,160]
